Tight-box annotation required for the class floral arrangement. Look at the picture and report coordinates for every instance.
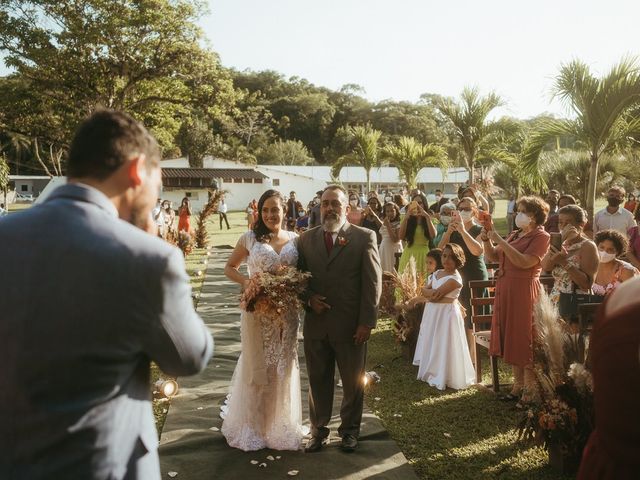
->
[517,289,594,471]
[167,230,194,257]
[240,265,311,325]
[195,189,226,248]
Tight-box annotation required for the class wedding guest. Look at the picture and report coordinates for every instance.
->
[219,196,230,230]
[394,193,408,214]
[360,195,383,244]
[296,208,309,232]
[483,196,550,403]
[162,200,176,238]
[458,185,490,225]
[406,249,444,309]
[347,191,364,225]
[429,188,448,212]
[542,205,598,316]
[178,197,192,233]
[378,202,403,272]
[413,243,475,390]
[438,196,488,359]
[592,229,639,298]
[0,202,7,216]
[0,110,213,479]
[286,191,303,231]
[626,208,640,269]
[152,198,165,237]
[558,194,577,209]
[623,192,637,213]
[544,189,561,233]
[434,203,456,247]
[576,276,640,480]
[398,192,436,278]
[593,186,636,238]
[246,201,255,230]
[308,190,323,229]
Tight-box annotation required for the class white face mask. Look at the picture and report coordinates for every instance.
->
[440,216,451,226]
[459,210,473,222]
[515,212,532,229]
[598,250,617,263]
[435,195,442,201]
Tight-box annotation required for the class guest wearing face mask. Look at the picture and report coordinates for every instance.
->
[347,191,364,225]
[434,203,456,246]
[482,196,550,403]
[438,197,488,359]
[542,205,599,317]
[429,189,448,212]
[593,186,636,238]
[592,229,639,298]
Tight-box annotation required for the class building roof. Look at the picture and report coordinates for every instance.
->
[260,165,469,184]
[161,168,267,180]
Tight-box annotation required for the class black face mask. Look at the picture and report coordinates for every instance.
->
[607,197,623,207]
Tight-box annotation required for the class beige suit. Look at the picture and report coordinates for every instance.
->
[298,222,382,438]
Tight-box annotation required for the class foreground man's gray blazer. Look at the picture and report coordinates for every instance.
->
[0,184,214,480]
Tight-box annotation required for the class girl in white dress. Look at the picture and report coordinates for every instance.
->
[413,243,476,390]
[378,202,403,273]
[222,190,304,451]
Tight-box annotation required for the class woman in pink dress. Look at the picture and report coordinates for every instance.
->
[481,196,550,402]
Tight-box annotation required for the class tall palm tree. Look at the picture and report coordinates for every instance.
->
[383,136,448,190]
[523,57,640,223]
[434,86,505,184]
[331,124,383,193]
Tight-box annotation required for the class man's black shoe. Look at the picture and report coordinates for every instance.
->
[341,434,358,452]
[304,437,324,453]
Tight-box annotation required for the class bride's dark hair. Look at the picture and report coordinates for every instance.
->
[253,189,287,242]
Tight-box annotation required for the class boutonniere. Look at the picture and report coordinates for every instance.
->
[337,236,348,246]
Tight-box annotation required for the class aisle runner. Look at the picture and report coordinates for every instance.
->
[159,247,417,479]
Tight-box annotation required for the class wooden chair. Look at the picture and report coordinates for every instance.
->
[469,279,499,392]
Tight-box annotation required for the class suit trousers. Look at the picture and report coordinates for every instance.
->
[304,337,367,439]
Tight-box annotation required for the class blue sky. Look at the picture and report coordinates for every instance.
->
[202,0,639,118]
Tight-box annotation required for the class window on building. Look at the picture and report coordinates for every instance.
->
[233,178,243,183]
[253,178,263,184]
[21,184,28,192]
[273,179,280,186]
[243,178,252,183]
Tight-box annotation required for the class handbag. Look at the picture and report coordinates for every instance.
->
[558,282,602,318]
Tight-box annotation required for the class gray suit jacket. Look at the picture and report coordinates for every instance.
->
[298,223,382,341]
[0,184,213,480]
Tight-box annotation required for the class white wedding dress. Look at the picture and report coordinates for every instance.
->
[413,270,476,390]
[221,231,305,451]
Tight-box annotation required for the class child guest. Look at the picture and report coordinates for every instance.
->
[413,244,476,390]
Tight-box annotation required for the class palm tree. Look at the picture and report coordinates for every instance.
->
[523,57,640,223]
[331,124,383,193]
[383,136,448,190]
[434,86,505,184]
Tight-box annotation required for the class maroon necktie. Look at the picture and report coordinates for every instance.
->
[324,231,334,254]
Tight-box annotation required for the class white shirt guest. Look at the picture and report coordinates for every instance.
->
[594,186,636,238]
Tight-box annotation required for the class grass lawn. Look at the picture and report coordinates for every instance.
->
[365,319,572,480]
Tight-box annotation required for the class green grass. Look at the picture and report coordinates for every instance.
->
[365,318,573,480]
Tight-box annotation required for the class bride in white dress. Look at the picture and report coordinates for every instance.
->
[413,243,476,390]
[222,190,305,451]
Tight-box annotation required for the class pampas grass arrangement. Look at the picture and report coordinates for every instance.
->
[194,189,225,248]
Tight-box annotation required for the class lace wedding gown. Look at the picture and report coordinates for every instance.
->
[221,231,305,451]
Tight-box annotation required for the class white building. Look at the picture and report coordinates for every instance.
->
[159,157,470,212]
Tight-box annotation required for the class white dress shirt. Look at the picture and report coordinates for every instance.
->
[594,206,636,238]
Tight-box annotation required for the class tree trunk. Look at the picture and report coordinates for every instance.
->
[586,153,599,227]
[366,169,371,193]
[466,156,475,185]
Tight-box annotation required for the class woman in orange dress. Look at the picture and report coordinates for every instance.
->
[481,196,550,402]
[178,197,192,233]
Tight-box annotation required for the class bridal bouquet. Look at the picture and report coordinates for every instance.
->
[240,265,312,321]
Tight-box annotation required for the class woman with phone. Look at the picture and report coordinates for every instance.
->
[437,197,488,360]
[482,196,550,404]
[541,205,598,316]
[398,193,437,278]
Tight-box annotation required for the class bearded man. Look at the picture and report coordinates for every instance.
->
[297,185,382,453]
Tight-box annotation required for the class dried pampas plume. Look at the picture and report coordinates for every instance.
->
[534,289,565,384]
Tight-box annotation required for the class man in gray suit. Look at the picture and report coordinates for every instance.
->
[0,111,213,479]
[298,185,382,453]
